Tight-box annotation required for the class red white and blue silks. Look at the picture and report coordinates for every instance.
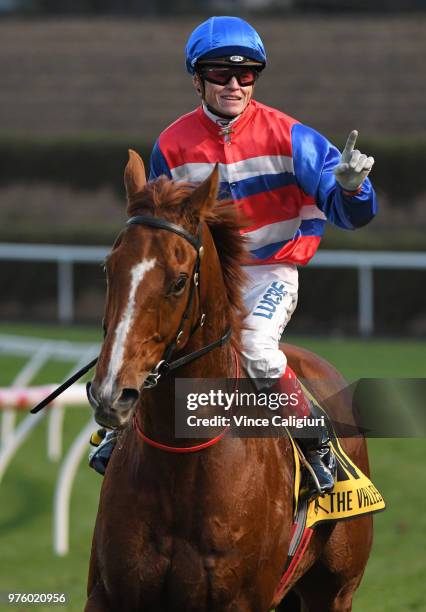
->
[149,100,377,267]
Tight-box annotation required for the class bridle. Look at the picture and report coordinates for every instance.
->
[31,214,236,421]
[124,214,233,388]
[100,214,239,453]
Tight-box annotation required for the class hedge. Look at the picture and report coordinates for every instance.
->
[0,135,152,195]
[0,134,425,205]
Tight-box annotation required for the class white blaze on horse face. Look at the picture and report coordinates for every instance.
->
[102,258,156,399]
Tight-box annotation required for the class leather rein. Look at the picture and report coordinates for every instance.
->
[31,214,237,454]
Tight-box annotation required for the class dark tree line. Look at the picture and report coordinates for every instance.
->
[31,0,209,15]
[8,0,426,15]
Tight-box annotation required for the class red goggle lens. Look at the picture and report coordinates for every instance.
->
[200,67,259,87]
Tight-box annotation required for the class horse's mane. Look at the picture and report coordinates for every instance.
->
[127,176,249,349]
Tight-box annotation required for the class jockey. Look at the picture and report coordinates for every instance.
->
[90,16,377,498]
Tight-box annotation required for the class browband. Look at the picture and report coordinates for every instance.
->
[127,216,202,252]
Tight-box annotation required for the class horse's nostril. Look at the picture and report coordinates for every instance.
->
[117,388,140,406]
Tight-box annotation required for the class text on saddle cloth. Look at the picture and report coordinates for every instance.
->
[287,403,385,526]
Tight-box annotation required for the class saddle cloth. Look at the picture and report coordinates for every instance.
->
[290,399,386,527]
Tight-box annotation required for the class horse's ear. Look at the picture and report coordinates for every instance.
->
[124,149,146,199]
[189,164,219,217]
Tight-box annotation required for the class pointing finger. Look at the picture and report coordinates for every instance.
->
[342,130,359,160]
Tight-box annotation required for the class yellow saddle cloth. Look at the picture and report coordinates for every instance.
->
[290,404,385,527]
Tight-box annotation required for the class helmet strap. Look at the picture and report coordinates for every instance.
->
[197,75,206,98]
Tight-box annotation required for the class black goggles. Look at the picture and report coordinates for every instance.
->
[198,66,260,87]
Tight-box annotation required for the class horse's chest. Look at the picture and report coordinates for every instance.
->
[96,449,293,609]
[102,535,227,610]
[102,510,249,610]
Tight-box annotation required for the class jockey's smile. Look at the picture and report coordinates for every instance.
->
[194,72,254,118]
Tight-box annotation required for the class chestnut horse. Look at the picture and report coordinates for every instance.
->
[85,151,373,612]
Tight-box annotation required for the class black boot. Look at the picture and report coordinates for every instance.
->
[88,428,117,475]
[295,403,337,499]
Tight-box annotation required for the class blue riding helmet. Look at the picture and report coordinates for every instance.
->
[185,16,267,74]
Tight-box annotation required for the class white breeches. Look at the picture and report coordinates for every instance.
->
[240,263,299,380]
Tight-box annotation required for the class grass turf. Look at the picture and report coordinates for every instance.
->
[0,324,425,610]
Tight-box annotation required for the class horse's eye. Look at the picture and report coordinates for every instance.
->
[168,273,188,296]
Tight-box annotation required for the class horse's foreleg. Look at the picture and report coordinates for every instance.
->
[85,581,112,612]
[297,575,358,612]
[275,591,301,612]
[294,515,372,612]
[294,558,364,612]
[276,590,301,611]
[86,535,112,612]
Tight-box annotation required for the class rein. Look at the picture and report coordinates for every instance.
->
[133,346,240,453]
[31,213,235,418]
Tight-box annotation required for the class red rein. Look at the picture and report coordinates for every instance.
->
[133,348,240,453]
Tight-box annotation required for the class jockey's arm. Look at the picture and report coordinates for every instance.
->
[292,123,378,230]
[149,139,172,180]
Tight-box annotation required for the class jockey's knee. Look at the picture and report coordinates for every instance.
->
[240,334,287,380]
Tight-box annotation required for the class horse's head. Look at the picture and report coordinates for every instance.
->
[88,150,224,429]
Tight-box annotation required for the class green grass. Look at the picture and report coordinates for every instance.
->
[0,325,425,610]
[0,322,102,343]
[0,408,101,611]
[357,439,426,611]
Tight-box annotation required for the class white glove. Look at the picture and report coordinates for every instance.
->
[334,130,375,192]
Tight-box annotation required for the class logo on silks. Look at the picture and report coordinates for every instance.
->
[253,281,287,319]
[229,55,245,63]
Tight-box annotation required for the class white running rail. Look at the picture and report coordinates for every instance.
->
[53,418,97,556]
[2,243,426,334]
[0,334,100,556]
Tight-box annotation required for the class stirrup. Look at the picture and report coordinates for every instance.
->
[296,402,337,500]
[88,429,117,476]
[301,442,336,499]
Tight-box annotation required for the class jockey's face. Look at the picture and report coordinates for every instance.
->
[193,73,254,118]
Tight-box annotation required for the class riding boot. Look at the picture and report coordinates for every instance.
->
[274,366,337,499]
[88,428,117,475]
[296,404,337,499]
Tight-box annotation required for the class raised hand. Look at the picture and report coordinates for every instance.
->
[333,130,375,192]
